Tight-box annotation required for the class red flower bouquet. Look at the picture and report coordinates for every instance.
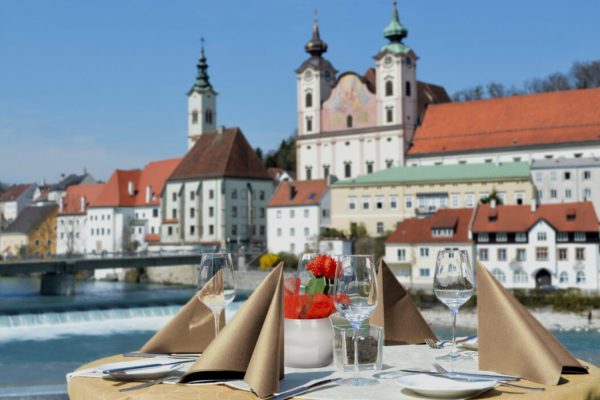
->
[284,254,343,319]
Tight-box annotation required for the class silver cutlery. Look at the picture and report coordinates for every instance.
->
[425,338,441,349]
[123,352,200,359]
[103,359,194,374]
[269,377,341,400]
[119,375,180,392]
[400,369,518,381]
[432,363,544,391]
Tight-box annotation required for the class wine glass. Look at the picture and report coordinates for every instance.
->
[196,252,236,337]
[333,255,378,386]
[297,252,318,293]
[433,249,474,361]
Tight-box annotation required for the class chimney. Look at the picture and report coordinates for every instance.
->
[531,201,537,213]
[145,186,152,203]
[80,196,86,212]
[490,199,496,209]
[217,125,225,134]
[128,181,135,196]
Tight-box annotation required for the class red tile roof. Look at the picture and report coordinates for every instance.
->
[0,184,32,202]
[471,202,599,233]
[386,208,473,244]
[60,184,105,215]
[409,88,600,156]
[268,180,328,207]
[144,234,160,242]
[93,158,181,208]
[169,127,271,181]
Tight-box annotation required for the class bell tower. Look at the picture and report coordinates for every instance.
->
[187,39,217,150]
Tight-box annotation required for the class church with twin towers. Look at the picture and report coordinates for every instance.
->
[295,2,449,181]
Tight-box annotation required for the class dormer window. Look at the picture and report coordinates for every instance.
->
[346,115,353,128]
[575,232,586,242]
[191,110,199,124]
[432,228,453,237]
[557,232,568,242]
[305,92,313,108]
[496,232,507,242]
[385,80,393,97]
[478,233,489,242]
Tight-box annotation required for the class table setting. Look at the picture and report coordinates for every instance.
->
[67,250,600,400]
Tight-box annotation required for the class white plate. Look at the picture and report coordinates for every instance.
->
[102,359,192,381]
[396,374,496,398]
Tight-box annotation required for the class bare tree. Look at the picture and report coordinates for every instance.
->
[571,61,600,89]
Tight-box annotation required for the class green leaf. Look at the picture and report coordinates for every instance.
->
[305,277,326,295]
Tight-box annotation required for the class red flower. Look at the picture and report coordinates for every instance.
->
[284,293,338,319]
[284,293,306,319]
[305,293,336,319]
[306,255,338,280]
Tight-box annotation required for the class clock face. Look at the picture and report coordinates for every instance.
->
[304,69,313,81]
[384,56,393,67]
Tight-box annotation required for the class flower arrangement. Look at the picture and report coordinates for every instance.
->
[284,254,345,319]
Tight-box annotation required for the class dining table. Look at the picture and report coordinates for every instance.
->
[67,344,600,400]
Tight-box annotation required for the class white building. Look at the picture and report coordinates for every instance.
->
[85,158,181,256]
[531,157,600,216]
[267,179,330,254]
[56,183,104,255]
[384,208,474,288]
[295,5,449,181]
[472,202,600,291]
[0,183,38,225]
[407,88,600,166]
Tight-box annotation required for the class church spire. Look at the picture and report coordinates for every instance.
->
[305,10,328,58]
[381,1,410,54]
[191,38,213,93]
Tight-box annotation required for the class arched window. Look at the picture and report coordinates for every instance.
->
[576,271,586,285]
[405,81,412,97]
[205,109,213,124]
[323,165,330,179]
[305,166,312,180]
[386,107,394,123]
[344,162,352,178]
[559,271,568,284]
[306,117,313,133]
[305,92,313,108]
[492,268,506,283]
[385,80,393,97]
[191,110,198,124]
[346,115,353,128]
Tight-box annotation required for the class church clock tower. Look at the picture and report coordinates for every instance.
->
[187,40,217,150]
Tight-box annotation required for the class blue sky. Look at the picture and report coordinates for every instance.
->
[1,0,599,183]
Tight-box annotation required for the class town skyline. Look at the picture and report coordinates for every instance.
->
[2,0,600,183]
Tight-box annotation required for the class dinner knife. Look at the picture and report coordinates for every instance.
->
[103,359,193,374]
[269,377,341,400]
[400,369,519,381]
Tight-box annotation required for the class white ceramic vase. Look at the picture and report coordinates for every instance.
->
[284,317,334,368]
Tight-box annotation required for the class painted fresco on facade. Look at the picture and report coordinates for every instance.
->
[322,74,376,131]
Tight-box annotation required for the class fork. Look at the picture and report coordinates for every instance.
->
[424,338,441,349]
[432,363,545,391]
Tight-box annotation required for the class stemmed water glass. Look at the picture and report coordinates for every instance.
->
[333,255,378,386]
[196,252,236,337]
[433,249,474,361]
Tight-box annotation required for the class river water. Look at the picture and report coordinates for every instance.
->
[0,277,598,398]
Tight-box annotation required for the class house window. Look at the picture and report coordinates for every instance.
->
[575,232,586,242]
[260,207,265,218]
[259,191,265,200]
[209,207,214,217]
[305,92,313,108]
[516,232,527,242]
[190,208,195,218]
[405,81,411,96]
[362,196,370,210]
[564,172,571,180]
[385,159,393,168]
[478,233,489,242]
[153,208,159,217]
[348,197,357,210]
[376,222,384,234]
[513,271,528,284]
[191,110,198,124]
[385,80,393,96]
[576,271,586,284]
[190,191,195,201]
[276,210,282,219]
[366,162,374,174]
[304,227,310,236]
[172,209,177,219]
[576,247,585,261]
[323,165,330,178]
[550,189,557,199]
[205,109,213,124]
[231,224,237,236]
[478,248,489,261]
[172,192,177,201]
[536,247,548,261]
[277,228,282,237]
[557,232,568,241]
[550,171,557,181]
[558,248,568,261]
[190,225,195,235]
[397,249,406,261]
[209,225,214,235]
[488,268,506,284]
[167,226,173,235]
[419,268,430,277]
[496,232,507,242]
[344,162,352,178]
[516,248,526,261]
[290,243,295,252]
[497,248,507,261]
[584,188,592,199]
[390,196,398,209]
[260,225,265,235]
[346,115,353,128]
[300,209,308,218]
[290,209,295,218]
[306,166,312,180]
[386,107,393,123]
[537,232,547,241]
[405,196,413,209]
[465,193,474,207]
[584,171,591,180]
[565,189,572,199]
[232,206,238,218]
[420,247,430,257]
[537,189,543,199]
[290,227,295,236]
[515,192,524,205]
[559,271,568,284]
[209,189,214,199]
[535,172,542,181]
[306,117,313,133]
[375,196,384,209]
[451,194,460,208]
[231,189,237,199]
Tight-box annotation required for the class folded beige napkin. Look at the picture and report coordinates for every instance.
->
[140,270,225,354]
[370,259,437,345]
[180,263,284,398]
[477,263,588,385]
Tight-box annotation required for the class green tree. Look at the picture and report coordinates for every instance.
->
[480,189,503,205]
